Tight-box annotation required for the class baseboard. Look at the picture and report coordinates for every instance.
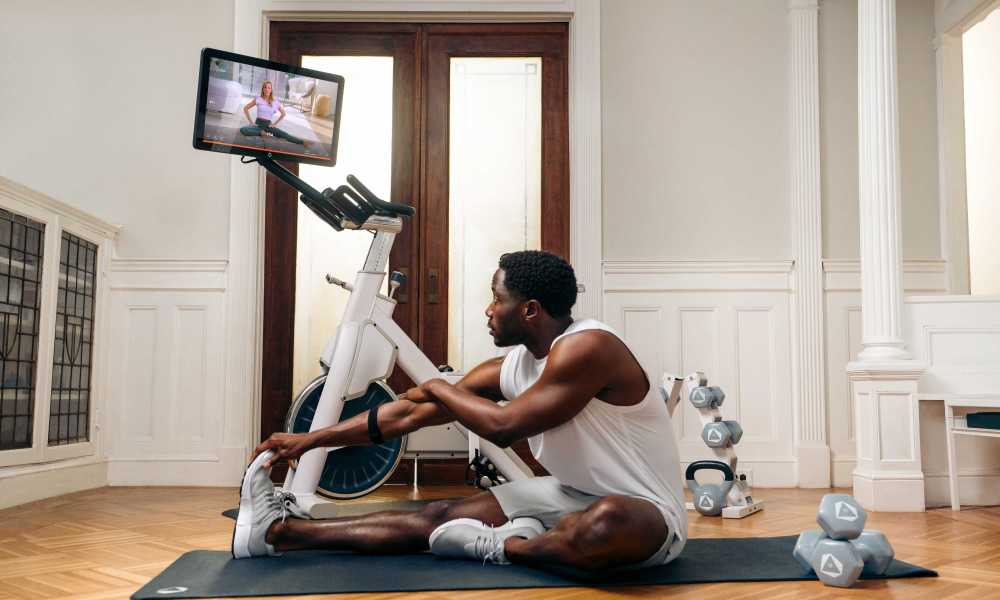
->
[107,446,248,486]
[0,458,108,510]
[833,458,856,488]
[680,459,798,488]
[923,470,1000,508]
[796,445,832,488]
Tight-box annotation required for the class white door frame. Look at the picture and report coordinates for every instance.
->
[226,1,603,448]
[933,0,1000,293]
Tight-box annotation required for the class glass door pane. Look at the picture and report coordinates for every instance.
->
[447,57,542,371]
[293,56,393,394]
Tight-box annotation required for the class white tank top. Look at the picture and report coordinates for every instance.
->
[499,319,687,553]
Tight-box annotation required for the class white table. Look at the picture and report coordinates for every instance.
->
[918,393,1000,510]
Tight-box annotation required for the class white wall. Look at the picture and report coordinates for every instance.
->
[0,0,234,259]
[820,0,941,260]
[963,7,1000,295]
[601,0,790,261]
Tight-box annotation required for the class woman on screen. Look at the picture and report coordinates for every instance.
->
[240,81,307,146]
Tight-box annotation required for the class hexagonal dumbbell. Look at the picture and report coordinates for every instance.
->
[689,386,725,409]
[851,530,895,576]
[723,420,742,444]
[810,538,864,588]
[817,493,867,540]
[701,422,732,447]
[793,529,825,572]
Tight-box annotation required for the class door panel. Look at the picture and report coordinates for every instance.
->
[263,24,420,455]
[422,24,569,368]
[447,57,543,372]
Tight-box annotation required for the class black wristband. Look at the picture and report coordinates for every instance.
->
[367,402,384,444]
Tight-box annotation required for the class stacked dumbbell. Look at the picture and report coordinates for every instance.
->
[690,387,743,449]
[663,373,763,519]
[793,493,895,588]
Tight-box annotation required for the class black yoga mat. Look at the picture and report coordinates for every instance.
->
[132,535,936,598]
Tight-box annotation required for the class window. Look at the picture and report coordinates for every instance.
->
[0,194,108,468]
[0,210,45,451]
[48,232,98,446]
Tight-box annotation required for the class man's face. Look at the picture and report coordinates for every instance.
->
[485,269,527,347]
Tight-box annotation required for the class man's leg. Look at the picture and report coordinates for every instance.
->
[504,496,669,571]
[267,491,509,554]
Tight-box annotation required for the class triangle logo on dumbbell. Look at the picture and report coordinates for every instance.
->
[698,496,714,510]
[707,429,723,443]
[819,553,844,578]
[834,501,860,521]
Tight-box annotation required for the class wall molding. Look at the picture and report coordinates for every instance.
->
[109,257,228,272]
[823,259,948,292]
[0,175,121,240]
[603,260,794,292]
[107,257,229,292]
[0,458,107,510]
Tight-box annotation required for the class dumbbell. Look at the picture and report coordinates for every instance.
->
[792,494,895,588]
[689,386,725,409]
[685,460,734,516]
[701,420,743,447]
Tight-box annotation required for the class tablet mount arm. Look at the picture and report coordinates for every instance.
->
[257,157,414,231]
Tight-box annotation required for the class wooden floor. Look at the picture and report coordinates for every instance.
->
[1,484,998,599]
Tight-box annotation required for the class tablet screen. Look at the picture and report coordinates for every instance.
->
[193,48,344,165]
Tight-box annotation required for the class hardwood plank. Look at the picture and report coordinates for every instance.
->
[0,485,997,599]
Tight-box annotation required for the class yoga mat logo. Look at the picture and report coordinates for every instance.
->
[156,587,188,595]
[834,501,860,521]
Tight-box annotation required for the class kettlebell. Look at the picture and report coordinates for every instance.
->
[685,460,734,516]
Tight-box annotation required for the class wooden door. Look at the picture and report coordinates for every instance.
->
[261,23,420,457]
[261,22,569,482]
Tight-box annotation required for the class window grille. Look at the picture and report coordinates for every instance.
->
[48,232,98,446]
[0,210,45,451]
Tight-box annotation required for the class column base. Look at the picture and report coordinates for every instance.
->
[796,443,831,488]
[852,469,926,511]
[847,360,927,511]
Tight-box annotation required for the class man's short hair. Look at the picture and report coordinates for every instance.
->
[498,250,577,318]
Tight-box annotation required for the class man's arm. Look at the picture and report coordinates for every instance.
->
[423,334,610,448]
[254,357,504,464]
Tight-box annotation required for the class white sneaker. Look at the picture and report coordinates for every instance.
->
[429,517,545,565]
[232,450,307,558]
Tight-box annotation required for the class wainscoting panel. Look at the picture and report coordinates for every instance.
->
[104,259,243,486]
[906,296,1000,507]
[604,260,795,486]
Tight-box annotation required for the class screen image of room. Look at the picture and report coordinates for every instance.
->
[202,58,338,159]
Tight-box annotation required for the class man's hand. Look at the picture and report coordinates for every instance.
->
[253,432,315,469]
[400,379,451,403]
[400,385,435,403]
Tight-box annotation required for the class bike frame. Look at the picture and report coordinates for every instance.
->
[282,223,534,518]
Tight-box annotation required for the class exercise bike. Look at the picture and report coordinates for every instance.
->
[254,157,534,518]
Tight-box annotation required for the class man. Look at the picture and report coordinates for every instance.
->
[234,250,687,572]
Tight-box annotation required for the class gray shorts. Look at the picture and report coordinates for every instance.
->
[489,475,681,569]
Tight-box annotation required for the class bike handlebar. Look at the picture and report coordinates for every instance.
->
[346,175,416,217]
[256,157,415,230]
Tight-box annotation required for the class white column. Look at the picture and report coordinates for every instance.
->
[856,0,909,362]
[848,0,926,512]
[788,0,829,488]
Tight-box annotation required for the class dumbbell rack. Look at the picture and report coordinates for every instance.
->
[662,372,764,519]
